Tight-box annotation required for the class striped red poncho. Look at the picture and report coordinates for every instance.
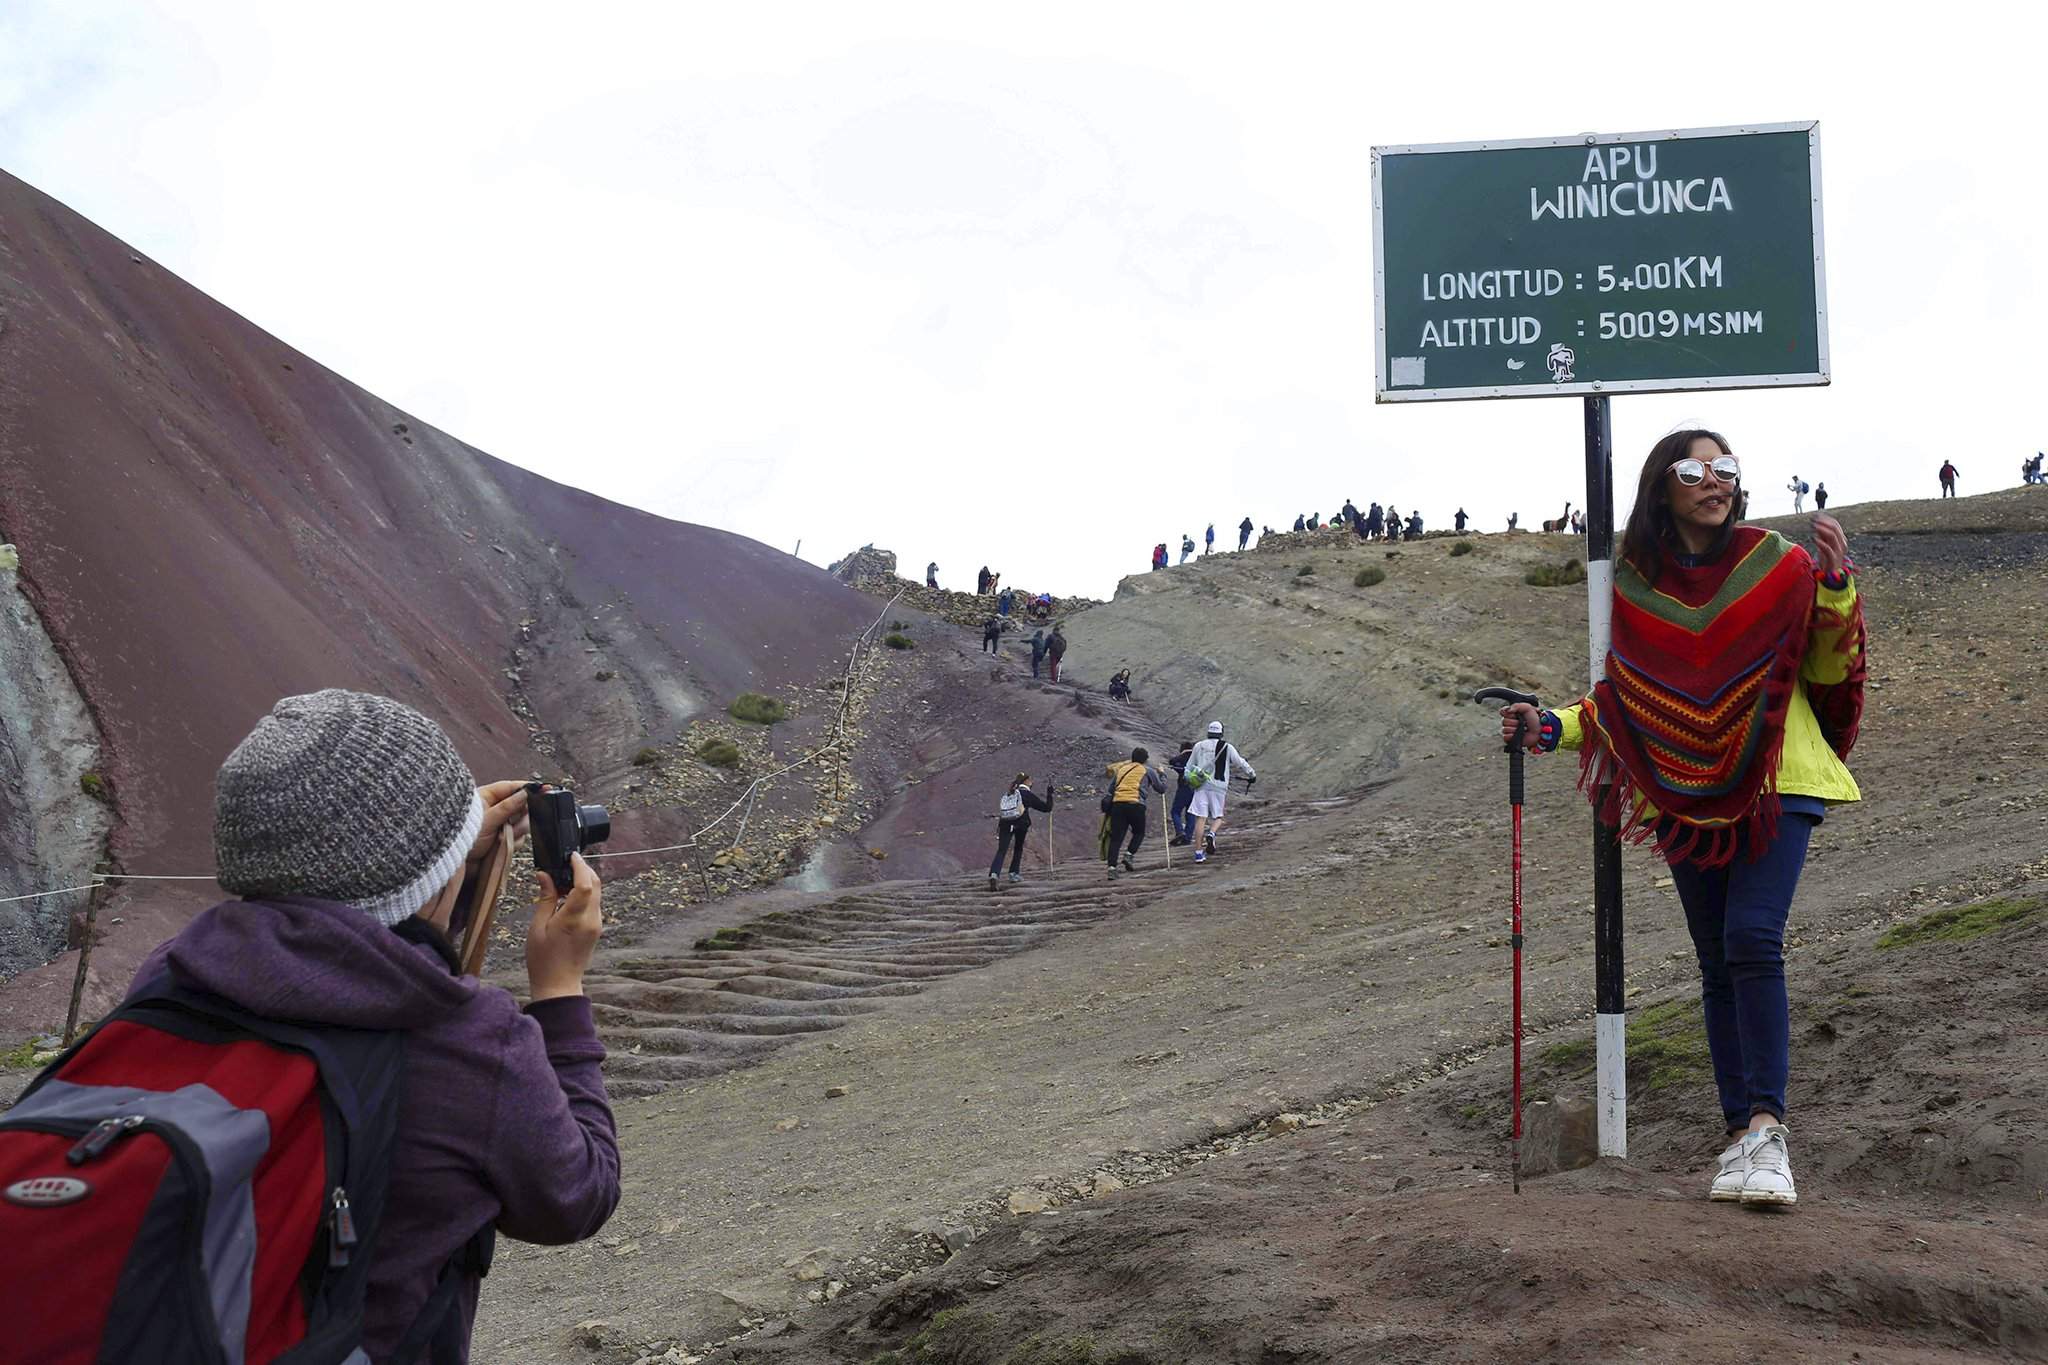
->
[1578,527,1863,867]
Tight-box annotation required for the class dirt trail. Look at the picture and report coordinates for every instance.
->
[473,492,2048,1364]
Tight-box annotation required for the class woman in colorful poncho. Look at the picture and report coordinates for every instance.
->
[1499,428,1865,1210]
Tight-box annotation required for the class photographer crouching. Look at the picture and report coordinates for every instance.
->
[104,690,618,1361]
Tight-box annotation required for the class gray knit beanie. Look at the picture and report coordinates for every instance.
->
[214,690,484,925]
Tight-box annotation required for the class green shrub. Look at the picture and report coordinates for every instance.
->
[728,693,787,724]
[79,772,110,803]
[883,633,915,649]
[631,747,662,766]
[696,738,741,768]
[1524,559,1587,587]
[1296,564,1315,577]
[1449,540,1474,557]
[594,669,616,682]
[1353,566,1385,587]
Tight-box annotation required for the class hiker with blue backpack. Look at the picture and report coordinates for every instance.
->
[0,690,622,1363]
[1185,721,1256,863]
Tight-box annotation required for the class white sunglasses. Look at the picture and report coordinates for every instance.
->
[1667,455,1741,486]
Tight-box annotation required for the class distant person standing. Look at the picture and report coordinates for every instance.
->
[977,565,992,594]
[1180,534,1195,564]
[1384,507,1399,540]
[1046,625,1067,683]
[1938,460,1960,498]
[1167,738,1197,846]
[981,616,1002,654]
[1406,512,1423,540]
[1151,543,1167,571]
[1507,512,1520,531]
[1238,516,1254,551]
[1185,721,1256,864]
[997,589,1013,618]
[1205,524,1216,555]
[1787,474,1806,514]
[1814,482,1829,510]
[1102,747,1168,876]
[926,561,939,589]
[1367,503,1385,540]
[1454,507,1469,532]
[1342,498,1359,526]
[1292,514,1307,532]
[1306,513,1320,531]
[1028,627,1048,677]
[989,773,1052,889]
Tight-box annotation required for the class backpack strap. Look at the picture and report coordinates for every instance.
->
[385,1223,497,1365]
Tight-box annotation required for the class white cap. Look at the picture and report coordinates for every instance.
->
[1207,721,1223,735]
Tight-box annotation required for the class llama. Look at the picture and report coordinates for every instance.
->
[1542,503,1573,533]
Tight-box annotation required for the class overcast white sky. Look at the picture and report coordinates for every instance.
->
[3,3,2042,597]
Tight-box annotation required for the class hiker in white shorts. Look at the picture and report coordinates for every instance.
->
[1185,721,1256,864]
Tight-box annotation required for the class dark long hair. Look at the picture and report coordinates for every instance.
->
[1619,428,1748,580]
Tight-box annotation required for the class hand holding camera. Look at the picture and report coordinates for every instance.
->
[521,783,610,1001]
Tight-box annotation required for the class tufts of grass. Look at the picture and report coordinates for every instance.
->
[1524,559,1587,587]
[594,669,615,682]
[884,633,916,649]
[1541,1038,1594,1074]
[79,772,111,803]
[1296,564,1316,577]
[695,926,757,951]
[1449,540,1474,557]
[1353,566,1386,587]
[1627,998,1713,1091]
[2,1038,44,1070]
[631,747,662,767]
[728,692,787,724]
[1878,894,2044,951]
[696,738,741,768]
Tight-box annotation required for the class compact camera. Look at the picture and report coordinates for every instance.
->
[526,783,610,891]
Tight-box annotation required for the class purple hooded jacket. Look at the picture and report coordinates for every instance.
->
[132,896,620,1362]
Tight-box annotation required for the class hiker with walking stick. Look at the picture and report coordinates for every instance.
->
[1497,428,1866,1208]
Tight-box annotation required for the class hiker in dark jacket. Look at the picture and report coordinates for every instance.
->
[1292,513,1306,532]
[977,565,992,594]
[1454,507,1469,532]
[126,690,619,1363]
[1046,626,1068,682]
[1028,628,1048,677]
[1103,747,1169,875]
[1366,503,1384,540]
[982,616,1003,654]
[1167,738,1197,845]
[926,561,939,588]
[990,773,1053,887]
[1238,516,1254,550]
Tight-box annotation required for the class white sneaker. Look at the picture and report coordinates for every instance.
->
[1709,1139,1748,1202]
[1740,1124,1797,1207]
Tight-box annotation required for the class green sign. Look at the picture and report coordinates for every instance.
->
[1373,123,1827,402]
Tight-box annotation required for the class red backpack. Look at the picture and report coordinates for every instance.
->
[0,972,489,1363]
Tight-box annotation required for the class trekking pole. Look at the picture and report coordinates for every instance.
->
[1162,785,1171,870]
[1047,775,1055,873]
[1474,685,1539,1194]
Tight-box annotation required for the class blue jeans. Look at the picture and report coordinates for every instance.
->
[1667,815,1816,1132]
[1169,787,1194,840]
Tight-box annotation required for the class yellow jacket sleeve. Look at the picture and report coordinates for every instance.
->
[1547,701,1587,752]
[1801,575,1861,685]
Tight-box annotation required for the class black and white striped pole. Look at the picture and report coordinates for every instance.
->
[1583,394,1627,1158]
